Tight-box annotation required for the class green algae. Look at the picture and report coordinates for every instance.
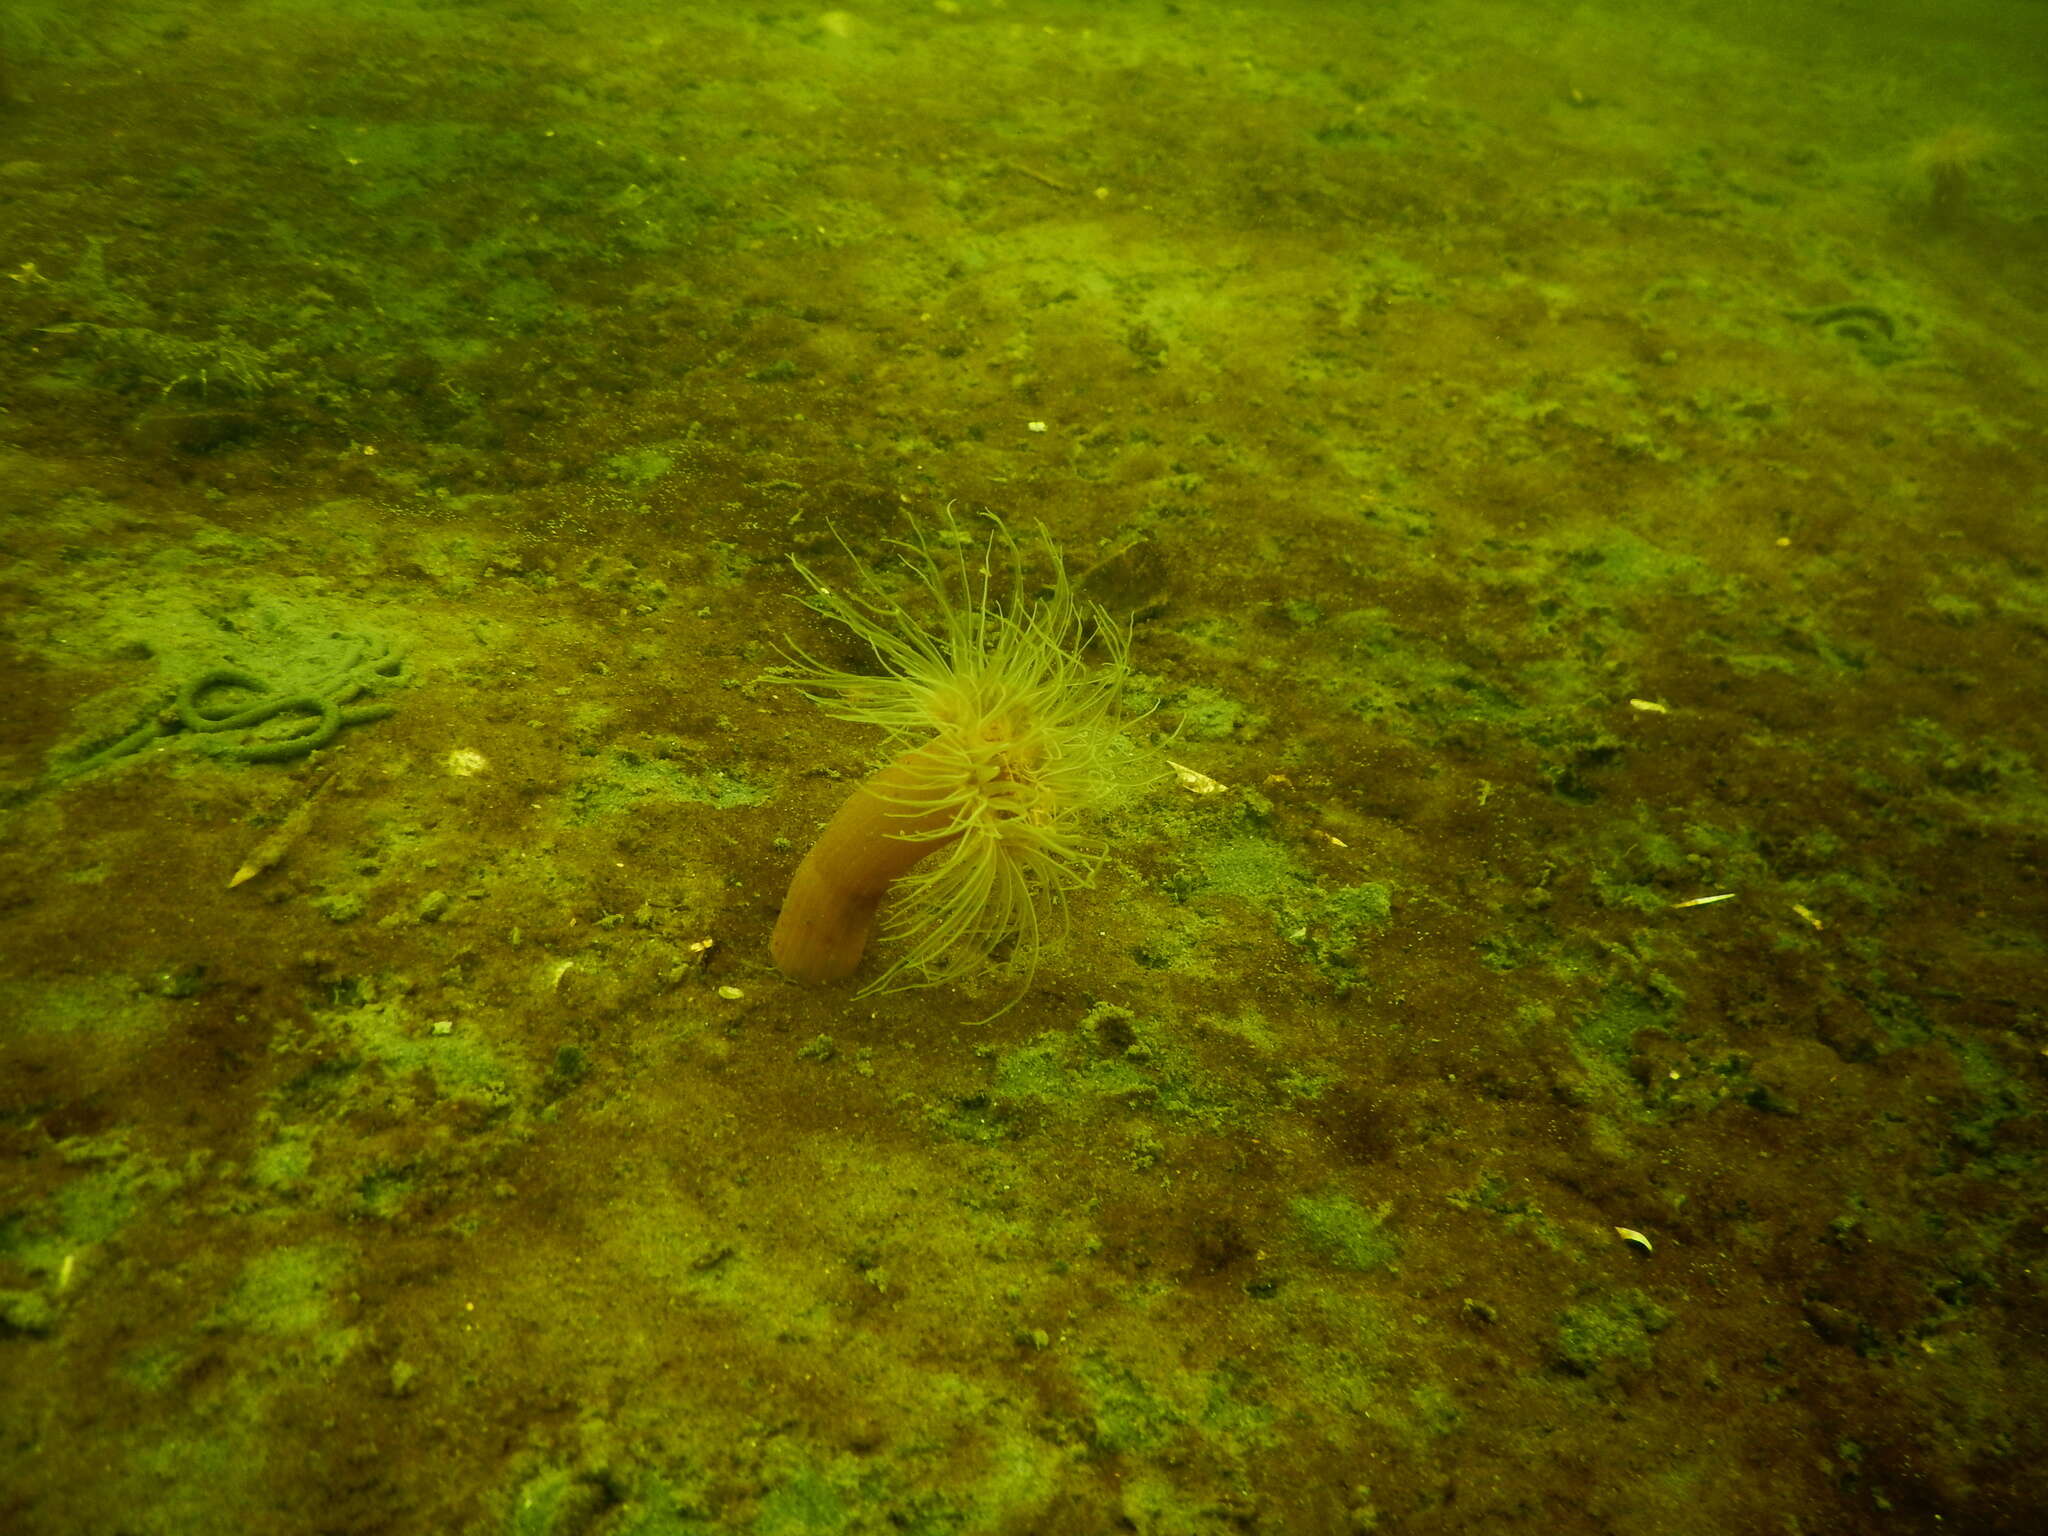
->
[1290,1191,1401,1274]
[1554,1289,1676,1381]
[563,750,773,823]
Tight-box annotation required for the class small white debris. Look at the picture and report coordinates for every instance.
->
[1614,1227,1653,1253]
[445,748,489,777]
[1672,892,1736,909]
[1628,698,1669,714]
[429,1019,454,1037]
[1026,420,1047,433]
[717,985,744,1001]
[1168,759,1227,795]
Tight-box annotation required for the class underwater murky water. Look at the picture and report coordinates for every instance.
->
[2,2,2044,1531]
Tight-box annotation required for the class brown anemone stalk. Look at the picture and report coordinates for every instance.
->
[767,514,1152,1002]
[770,743,966,983]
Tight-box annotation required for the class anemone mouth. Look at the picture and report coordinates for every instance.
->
[871,718,1056,842]
[861,737,1106,1002]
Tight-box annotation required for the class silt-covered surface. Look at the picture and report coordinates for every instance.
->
[1,2,2044,1532]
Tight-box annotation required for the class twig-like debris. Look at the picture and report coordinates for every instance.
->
[1003,160,1074,193]
[228,776,332,887]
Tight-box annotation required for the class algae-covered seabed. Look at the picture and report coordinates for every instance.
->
[2,0,2045,1531]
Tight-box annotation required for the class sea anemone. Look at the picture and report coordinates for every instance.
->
[1906,123,2007,223]
[768,511,1154,1002]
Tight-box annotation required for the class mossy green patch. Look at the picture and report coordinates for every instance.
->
[1077,1355,1183,1454]
[564,750,772,823]
[354,1162,417,1221]
[0,978,174,1041]
[1299,882,1393,969]
[603,447,678,487]
[1194,1360,1277,1444]
[248,1127,316,1194]
[312,891,367,923]
[1448,1171,1572,1250]
[1160,682,1262,741]
[506,1465,619,1536]
[0,1289,56,1334]
[0,1137,178,1284]
[1573,981,1682,1072]
[1168,833,1391,988]
[204,1243,346,1338]
[1182,833,1311,907]
[1554,1288,1674,1379]
[1204,1006,1280,1053]
[117,1342,190,1393]
[751,1466,850,1536]
[988,1004,1243,1134]
[1290,1191,1400,1272]
[1320,607,1531,739]
[317,999,523,1112]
